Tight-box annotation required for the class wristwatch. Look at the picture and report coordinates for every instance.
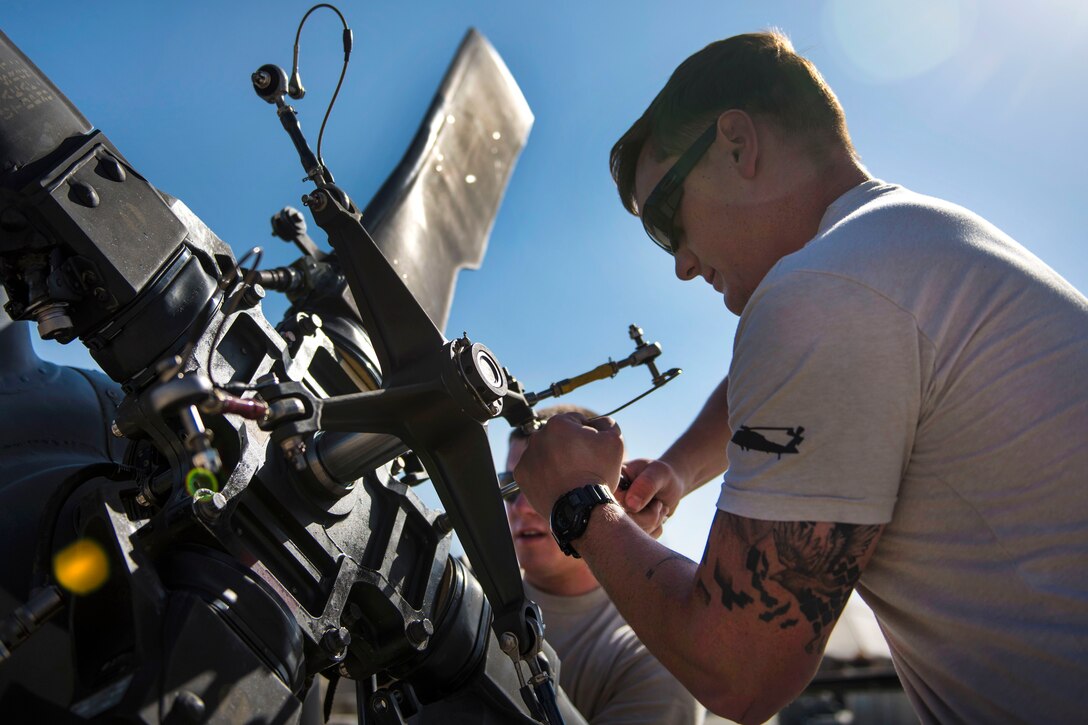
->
[550,484,615,558]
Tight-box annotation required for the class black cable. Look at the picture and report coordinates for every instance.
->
[323,672,339,722]
[317,37,350,173]
[292,4,352,173]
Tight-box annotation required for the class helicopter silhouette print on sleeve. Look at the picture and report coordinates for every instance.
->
[731,426,805,459]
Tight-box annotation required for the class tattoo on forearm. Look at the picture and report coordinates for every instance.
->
[709,516,881,653]
[713,560,754,610]
[772,522,880,651]
[759,602,792,622]
[645,553,686,581]
[746,547,779,608]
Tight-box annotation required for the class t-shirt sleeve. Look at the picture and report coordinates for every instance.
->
[718,271,924,525]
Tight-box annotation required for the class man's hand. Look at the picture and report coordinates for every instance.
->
[513,413,625,519]
[617,458,686,534]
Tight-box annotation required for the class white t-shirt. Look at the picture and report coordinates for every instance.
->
[717,180,1088,723]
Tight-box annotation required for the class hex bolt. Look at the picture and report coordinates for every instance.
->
[34,303,74,341]
[193,490,227,522]
[302,190,327,212]
[499,632,518,657]
[433,513,453,536]
[406,618,434,646]
[321,626,351,657]
[242,283,266,308]
[280,435,308,472]
[154,355,183,379]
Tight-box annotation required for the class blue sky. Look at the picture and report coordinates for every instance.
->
[6,1,1087,561]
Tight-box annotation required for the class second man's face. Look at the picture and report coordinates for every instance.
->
[503,437,589,586]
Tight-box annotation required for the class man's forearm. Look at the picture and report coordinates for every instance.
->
[575,504,725,704]
[578,502,800,718]
[661,375,731,495]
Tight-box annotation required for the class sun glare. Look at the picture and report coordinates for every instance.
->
[823,0,974,83]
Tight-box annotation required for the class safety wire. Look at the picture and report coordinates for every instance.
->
[499,369,680,501]
[589,368,681,421]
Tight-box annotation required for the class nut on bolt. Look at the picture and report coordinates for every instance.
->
[192,490,227,522]
[252,70,272,90]
[454,338,508,420]
[280,436,308,472]
[406,618,434,646]
[242,283,266,308]
[154,355,183,379]
[321,626,351,658]
[499,632,519,657]
[302,190,327,212]
[433,513,453,536]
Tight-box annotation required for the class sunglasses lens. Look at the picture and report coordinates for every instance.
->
[498,471,519,501]
[644,221,674,254]
[641,178,684,255]
[642,200,677,254]
[638,122,716,256]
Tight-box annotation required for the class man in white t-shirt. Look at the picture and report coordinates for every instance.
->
[505,405,703,725]
[512,30,1088,725]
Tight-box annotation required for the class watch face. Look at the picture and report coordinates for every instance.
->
[551,486,609,558]
[554,502,574,530]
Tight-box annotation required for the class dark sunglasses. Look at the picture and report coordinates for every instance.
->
[497,471,632,502]
[640,123,718,254]
[498,471,518,501]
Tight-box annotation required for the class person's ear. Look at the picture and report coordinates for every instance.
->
[716,110,759,179]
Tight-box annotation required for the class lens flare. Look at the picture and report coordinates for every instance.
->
[824,0,974,83]
[53,538,109,595]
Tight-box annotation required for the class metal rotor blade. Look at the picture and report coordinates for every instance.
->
[362,29,534,333]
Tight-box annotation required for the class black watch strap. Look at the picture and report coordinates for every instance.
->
[550,483,615,558]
